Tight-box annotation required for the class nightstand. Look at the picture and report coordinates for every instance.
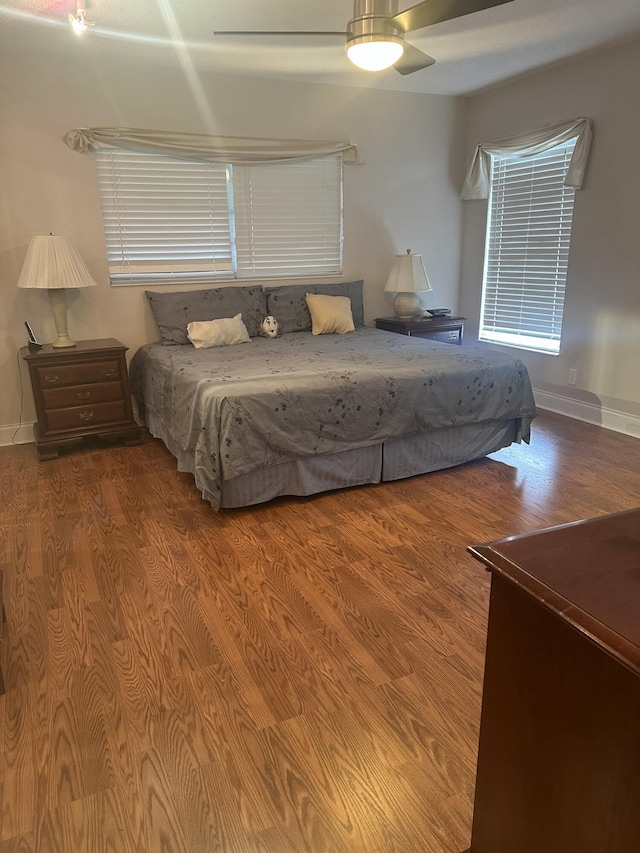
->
[24,338,142,460]
[375,316,466,345]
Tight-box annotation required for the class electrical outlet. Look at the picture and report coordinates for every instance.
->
[568,368,577,386]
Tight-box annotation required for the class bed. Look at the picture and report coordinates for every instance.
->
[129,282,536,510]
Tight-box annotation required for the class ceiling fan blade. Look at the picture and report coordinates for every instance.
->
[214,31,346,37]
[393,0,515,34]
[393,41,436,75]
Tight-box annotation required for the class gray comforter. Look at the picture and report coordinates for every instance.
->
[130,329,536,508]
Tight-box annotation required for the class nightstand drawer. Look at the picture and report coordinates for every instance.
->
[35,359,122,388]
[414,329,462,344]
[42,381,124,410]
[45,400,128,432]
[375,316,465,345]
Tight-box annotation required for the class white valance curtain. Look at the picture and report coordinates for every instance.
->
[62,126,361,165]
[461,117,593,200]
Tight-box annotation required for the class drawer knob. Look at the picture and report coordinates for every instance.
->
[79,410,95,421]
[44,374,60,384]
[76,391,92,400]
[102,368,116,377]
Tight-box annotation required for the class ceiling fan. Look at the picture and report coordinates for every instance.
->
[214,0,515,76]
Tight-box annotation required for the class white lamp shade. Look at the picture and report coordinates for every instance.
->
[384,251,432,294]
[17,235,98,290]
[17,235,97,348]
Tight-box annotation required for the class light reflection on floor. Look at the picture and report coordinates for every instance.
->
[488,417,564,519]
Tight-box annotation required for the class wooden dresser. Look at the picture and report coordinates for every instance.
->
[465,507,640,853]
[24,338,142,460]
[0,568,5,695]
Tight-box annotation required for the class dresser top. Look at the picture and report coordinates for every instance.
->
[469,507,640,675]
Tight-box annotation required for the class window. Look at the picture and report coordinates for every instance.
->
[480,137,578,354]
[95,149,343,285]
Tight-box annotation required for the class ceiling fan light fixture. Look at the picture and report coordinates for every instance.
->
[347,36,404,71]
[346,0,404,72]
[214,0,512,78]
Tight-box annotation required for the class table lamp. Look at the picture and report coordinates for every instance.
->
[17,235,98,348]
[384,249,432,320]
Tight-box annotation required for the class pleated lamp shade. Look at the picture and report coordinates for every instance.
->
[17,235,98,348]
[17,235,98,290]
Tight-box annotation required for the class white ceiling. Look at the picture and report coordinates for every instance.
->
[2,0,640,96]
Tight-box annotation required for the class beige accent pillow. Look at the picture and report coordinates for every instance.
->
[186,314,251,349]
[305,293,355,335]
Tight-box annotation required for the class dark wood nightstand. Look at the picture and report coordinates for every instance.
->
[24,338,142,460]
[375,316,466,345]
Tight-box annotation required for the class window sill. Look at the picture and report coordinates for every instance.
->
[479,334,560,356]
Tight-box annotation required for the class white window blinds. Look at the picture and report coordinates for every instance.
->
[233,156,343,277]
[96,150,233,282]
[480,137,578,354]
[94,149,343,284]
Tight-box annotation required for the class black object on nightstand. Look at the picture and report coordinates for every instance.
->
[23,338,142,460]
[375,316,466,345]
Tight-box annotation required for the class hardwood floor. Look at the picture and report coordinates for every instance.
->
[1,410,639,852]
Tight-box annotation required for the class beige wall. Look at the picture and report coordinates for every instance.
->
[461,37,640,426]
[0,48,467,437]
[4,36,636,441]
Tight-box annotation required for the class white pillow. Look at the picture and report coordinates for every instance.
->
[305,293,355,335]
[186,314,251,349]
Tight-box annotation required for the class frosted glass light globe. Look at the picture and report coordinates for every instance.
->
[347,40,403,71]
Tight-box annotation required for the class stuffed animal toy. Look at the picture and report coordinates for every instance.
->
[260,315,281,338]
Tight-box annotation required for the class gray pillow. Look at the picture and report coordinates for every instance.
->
[265,281,364,334]
[146,286,267,344]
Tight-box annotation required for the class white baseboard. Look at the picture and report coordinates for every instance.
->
[534,389,640,439]
[0,422,35,447]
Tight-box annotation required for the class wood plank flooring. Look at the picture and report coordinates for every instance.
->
[0,410,639,852]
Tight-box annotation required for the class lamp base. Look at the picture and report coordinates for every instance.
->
[48,289,77,348]
[393,291,420,321]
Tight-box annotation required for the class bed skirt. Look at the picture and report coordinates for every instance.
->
[145,408,520,509]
